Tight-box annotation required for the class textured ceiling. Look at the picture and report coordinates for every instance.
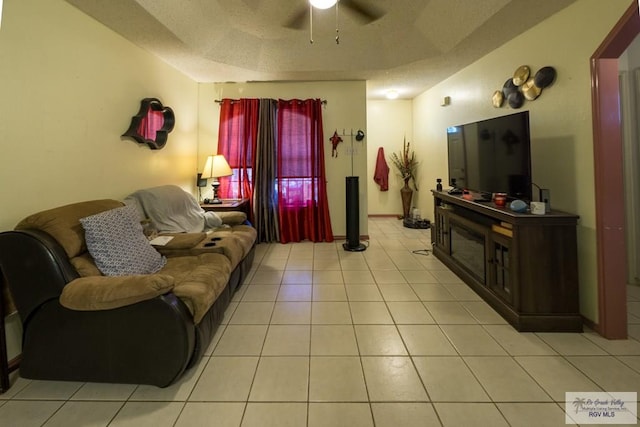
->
[65,0,576,99]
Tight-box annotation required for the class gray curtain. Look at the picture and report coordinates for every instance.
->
[253,99,279,242]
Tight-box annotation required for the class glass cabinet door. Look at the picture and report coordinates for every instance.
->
[489,232,513,305]
[434,207,450,254]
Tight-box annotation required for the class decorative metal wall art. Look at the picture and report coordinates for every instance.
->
[329,130,343,157]
[492,66,556,109]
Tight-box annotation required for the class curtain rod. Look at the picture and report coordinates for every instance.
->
[215,99,327,105]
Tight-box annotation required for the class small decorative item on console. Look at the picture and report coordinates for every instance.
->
[494,193,507,206]
[530,201,546,215]
[510,199,528,213]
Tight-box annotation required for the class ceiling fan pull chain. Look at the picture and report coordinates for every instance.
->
[309,3,314,44]
[335,0,340,44]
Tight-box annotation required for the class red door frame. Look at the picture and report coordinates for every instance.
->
[591,1,640,339]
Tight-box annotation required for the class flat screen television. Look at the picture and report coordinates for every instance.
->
[447,111,532,201]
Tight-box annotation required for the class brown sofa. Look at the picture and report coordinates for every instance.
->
[0,198,256,388]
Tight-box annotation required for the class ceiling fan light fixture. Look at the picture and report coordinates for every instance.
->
[310,0,337,10]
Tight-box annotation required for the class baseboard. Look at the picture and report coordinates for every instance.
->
[367,214,400,218]
[582,315,599,334]
[334,235,369,241]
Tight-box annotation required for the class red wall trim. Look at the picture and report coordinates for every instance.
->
[590,1,639,339]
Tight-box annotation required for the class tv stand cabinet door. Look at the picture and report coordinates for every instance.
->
[515,223,580,316]
[487,232,515,306]
[433,206,451,254]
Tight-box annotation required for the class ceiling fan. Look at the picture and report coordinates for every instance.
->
[284,0,385,30]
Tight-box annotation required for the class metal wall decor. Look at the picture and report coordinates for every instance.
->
[492,65,556,109]
[329,130,343,157]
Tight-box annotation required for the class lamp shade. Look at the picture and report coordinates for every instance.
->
[201,154,232,179]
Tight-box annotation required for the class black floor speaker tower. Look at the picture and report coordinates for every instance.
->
[343,176,366,251]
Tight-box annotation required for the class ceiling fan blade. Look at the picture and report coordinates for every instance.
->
[284,7,309,29]
[340,0,385,24]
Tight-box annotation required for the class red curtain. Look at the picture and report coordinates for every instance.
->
[217,99,259,220]
[277,99,334,243]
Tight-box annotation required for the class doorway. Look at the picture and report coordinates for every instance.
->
[592,1,640,339]
[619,58,640,287]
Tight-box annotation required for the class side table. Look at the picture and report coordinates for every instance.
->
[201,199,250,216]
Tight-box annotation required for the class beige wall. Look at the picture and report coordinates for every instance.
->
[411,0,631,322]
[0,0,200,233]
[366,100,414,216]
[0,0,199,358]
[198,81,368,237]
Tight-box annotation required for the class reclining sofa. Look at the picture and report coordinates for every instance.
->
[0,187,256,388]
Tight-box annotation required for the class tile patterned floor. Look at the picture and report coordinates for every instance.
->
[1,217,639,426]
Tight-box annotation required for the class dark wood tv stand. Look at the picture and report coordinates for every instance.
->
[431,191,582,332]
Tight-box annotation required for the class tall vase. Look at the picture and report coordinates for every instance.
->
[400,178,413,219]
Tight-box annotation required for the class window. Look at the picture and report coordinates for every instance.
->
[217,97,333,243]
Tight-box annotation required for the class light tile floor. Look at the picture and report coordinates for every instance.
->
[1,217,640,426]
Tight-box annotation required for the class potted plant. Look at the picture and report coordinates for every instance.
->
[389,138,418,219]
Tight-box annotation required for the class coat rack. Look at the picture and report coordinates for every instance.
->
[340,129,367,252]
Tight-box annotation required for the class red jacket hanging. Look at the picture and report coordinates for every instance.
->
[373,147,389,191]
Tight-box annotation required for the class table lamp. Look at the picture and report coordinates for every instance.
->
[201,154,232,204]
